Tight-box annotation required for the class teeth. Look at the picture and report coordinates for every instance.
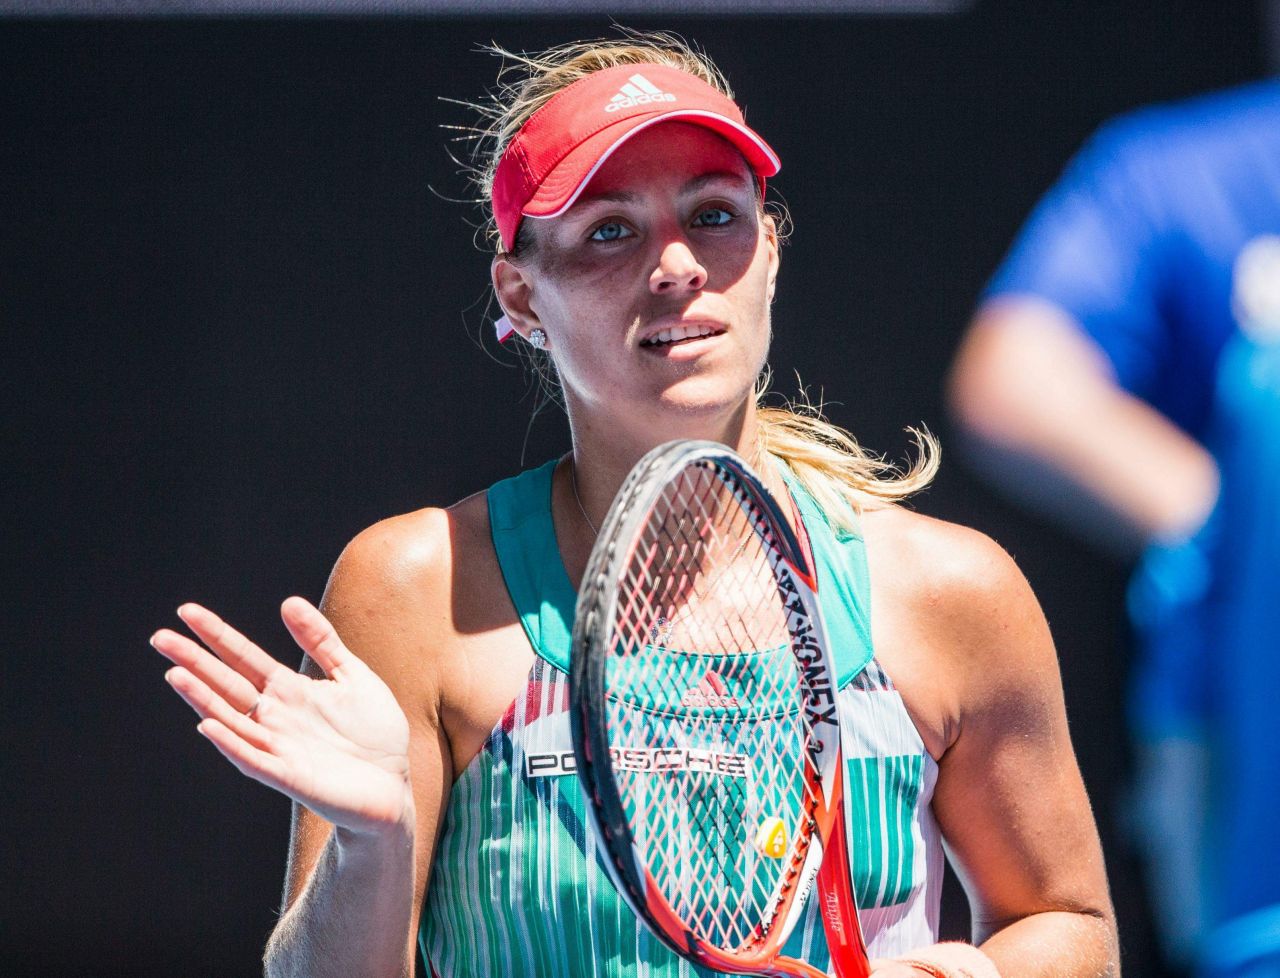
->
[643,324,719,346]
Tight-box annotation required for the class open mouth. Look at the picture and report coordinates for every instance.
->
[640,323,726,348]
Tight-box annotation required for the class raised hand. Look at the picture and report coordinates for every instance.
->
[152,597,414,836]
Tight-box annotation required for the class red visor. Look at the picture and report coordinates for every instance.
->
[491,62,780,257]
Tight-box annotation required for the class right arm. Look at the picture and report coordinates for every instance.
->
[153,508,456,978]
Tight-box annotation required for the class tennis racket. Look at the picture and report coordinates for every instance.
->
[569,440,871,978]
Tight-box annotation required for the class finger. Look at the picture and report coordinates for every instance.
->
[196,717,289,791]
[279,596,354,677]
[176,603,282,690]
[165,667,273,753]
[151,628,261,714]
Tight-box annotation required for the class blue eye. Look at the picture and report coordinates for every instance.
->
[590,222,632,242]
[693,208,733,227]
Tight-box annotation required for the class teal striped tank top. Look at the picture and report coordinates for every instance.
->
[418,459,944,976]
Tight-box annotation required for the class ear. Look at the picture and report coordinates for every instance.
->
[761,212,780,303]
[491,254,541,341]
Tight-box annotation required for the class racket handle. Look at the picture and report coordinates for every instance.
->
[817,814,873,978]
[762,957,839,978]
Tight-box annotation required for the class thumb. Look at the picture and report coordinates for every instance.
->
[280,596,353,677]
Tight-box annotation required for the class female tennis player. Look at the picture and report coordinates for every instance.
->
[151,34,1118,978]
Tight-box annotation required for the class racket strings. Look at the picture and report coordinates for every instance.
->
[603,465,825,953]
[644,473,782,652]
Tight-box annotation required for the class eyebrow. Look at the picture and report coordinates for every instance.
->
[681,170,751,196]
[570,169,751,210]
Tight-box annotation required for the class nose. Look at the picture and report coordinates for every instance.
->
[649,239,708,295]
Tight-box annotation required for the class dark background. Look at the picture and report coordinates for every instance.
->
[3,3,1269,975]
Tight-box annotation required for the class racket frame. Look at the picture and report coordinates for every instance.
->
[569,440,870,977]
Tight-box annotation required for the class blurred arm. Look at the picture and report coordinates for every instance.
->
[948,296,1218,546]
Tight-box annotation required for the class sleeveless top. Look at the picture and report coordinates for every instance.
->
[418,459,944,976]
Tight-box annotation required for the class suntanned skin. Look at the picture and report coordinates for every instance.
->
[153,123,1118,978]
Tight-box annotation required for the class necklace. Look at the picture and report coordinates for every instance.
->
[569,458,598,537]
[570,443,768,539]
[570,447,770,646]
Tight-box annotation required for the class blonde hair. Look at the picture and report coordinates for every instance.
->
[462,32,731,255]
[755,377,939,524]
[460,31,938,526]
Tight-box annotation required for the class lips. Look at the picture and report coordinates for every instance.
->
[639,321,726,348]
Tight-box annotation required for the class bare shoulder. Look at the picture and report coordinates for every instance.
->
[858,504,1059,745]
[859,504,1037,626]
[316,491,494,695]
[325,491,490,603]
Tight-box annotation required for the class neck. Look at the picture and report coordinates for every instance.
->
[551,399,798,588]
[566,398,764,532]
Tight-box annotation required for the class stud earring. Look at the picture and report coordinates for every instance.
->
[528,328,548,350]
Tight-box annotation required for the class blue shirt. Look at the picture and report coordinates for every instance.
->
[988,79,1280,439]
[986,80,1280,938]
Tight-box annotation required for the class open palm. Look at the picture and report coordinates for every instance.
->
[152,597,412,835]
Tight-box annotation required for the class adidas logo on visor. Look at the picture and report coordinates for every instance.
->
[605,73,677,112]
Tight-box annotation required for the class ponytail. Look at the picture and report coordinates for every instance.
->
[756,380,938,533]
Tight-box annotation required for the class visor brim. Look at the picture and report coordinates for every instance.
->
[521,110,780,222]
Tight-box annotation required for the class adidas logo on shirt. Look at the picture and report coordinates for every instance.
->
[605,73,677,112]
[681,670,740,709]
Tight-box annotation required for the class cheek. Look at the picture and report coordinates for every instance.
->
[531,261,637,339]
[750,307,773,370]
[547,282,634,349]
[739,256,776,364]
[533,233,631,287]
[732,246,777,319]
[546,305,633,394]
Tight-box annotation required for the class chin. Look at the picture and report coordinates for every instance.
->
[648,377,754,427]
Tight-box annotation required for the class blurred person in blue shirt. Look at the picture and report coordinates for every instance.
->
[947,79,1280,977]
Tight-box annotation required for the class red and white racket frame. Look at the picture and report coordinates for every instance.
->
[570,440,871,978]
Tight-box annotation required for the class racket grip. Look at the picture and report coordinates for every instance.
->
[760,957,837,978]
[817,819,872,978]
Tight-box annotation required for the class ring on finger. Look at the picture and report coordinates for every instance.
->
[246,696,263,719]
